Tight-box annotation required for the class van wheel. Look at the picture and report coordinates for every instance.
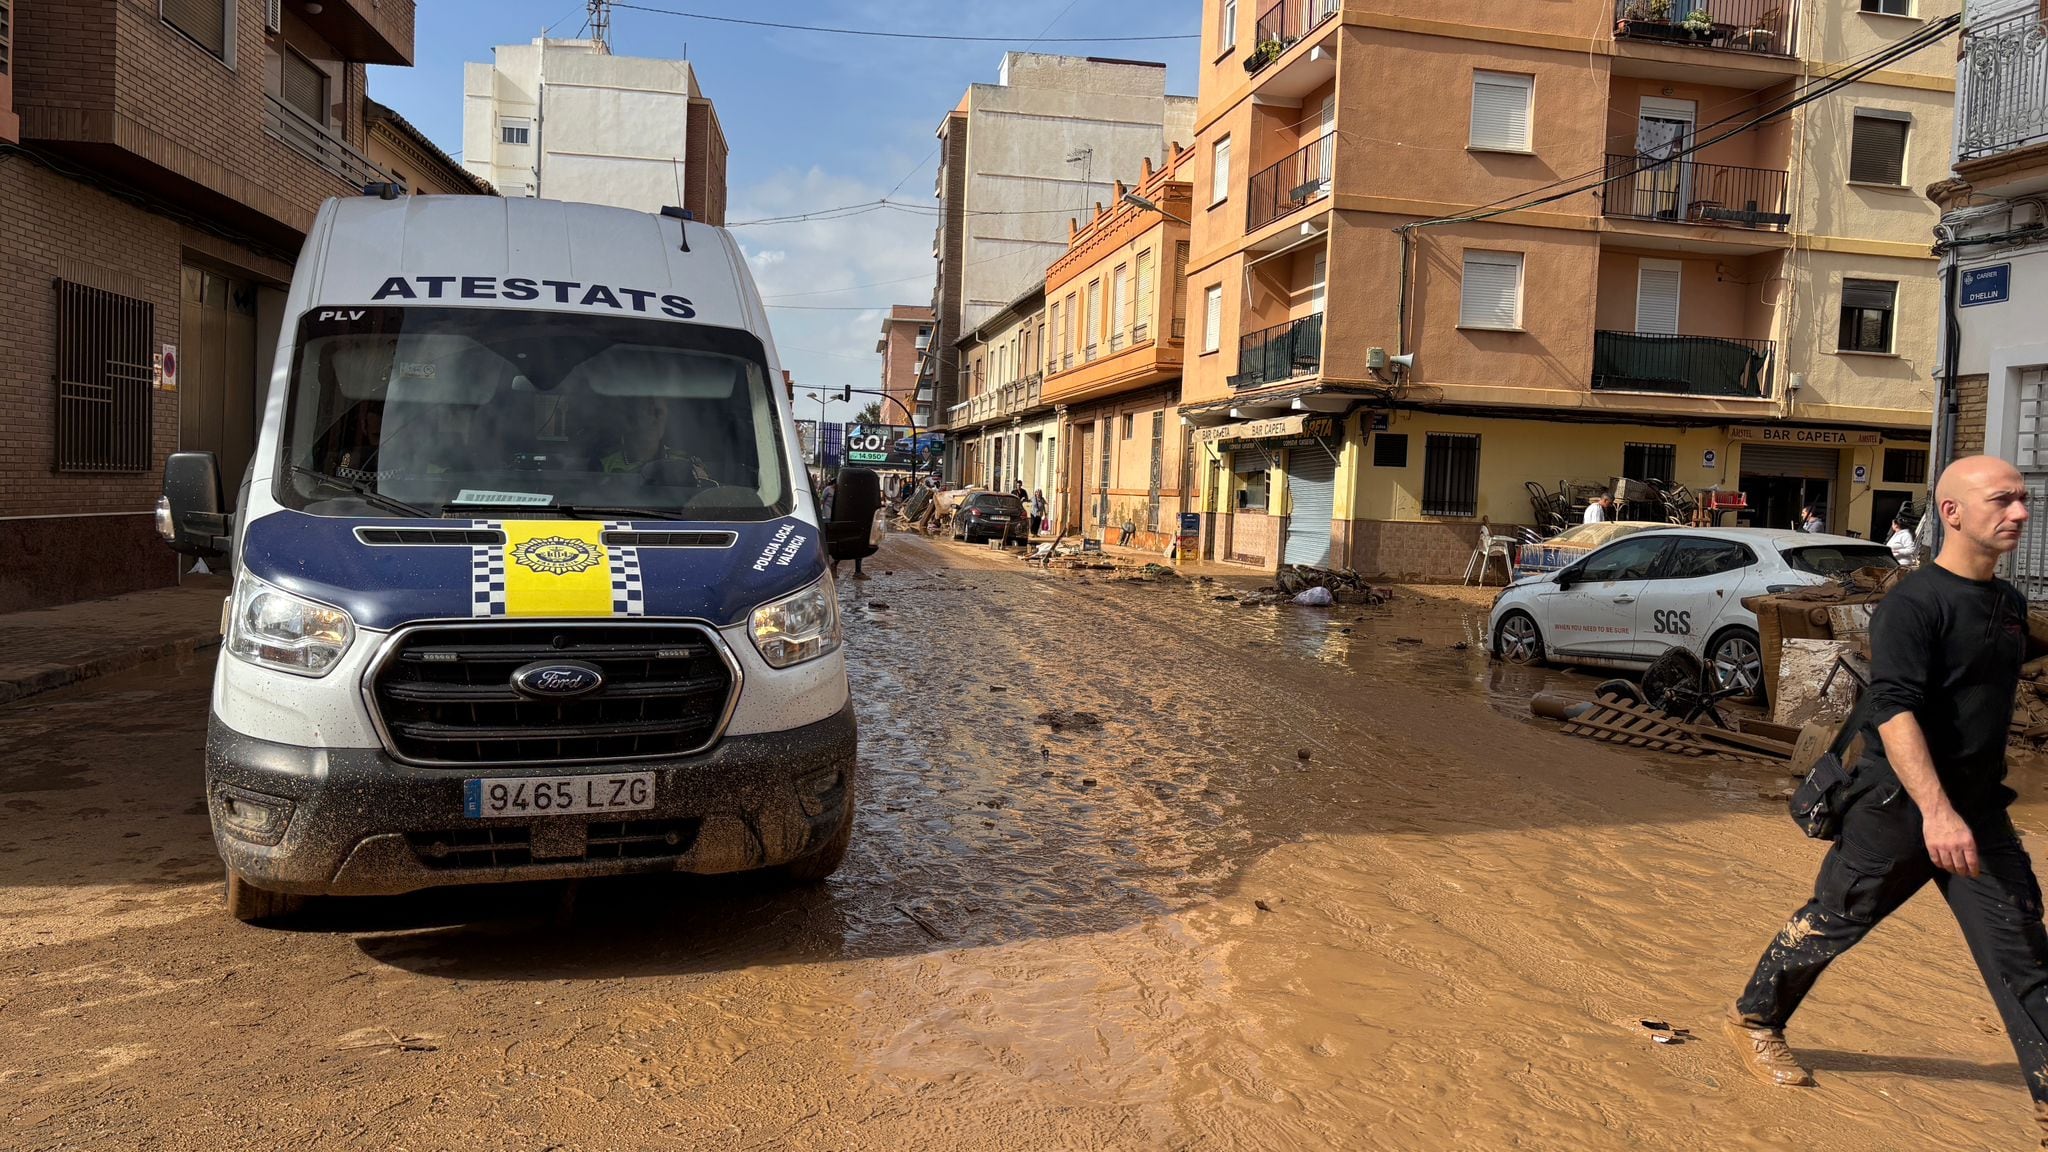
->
[779,804,853,884]
[1708,626,1767,706]
[1494,610,1545,665]
[225,869,306,924]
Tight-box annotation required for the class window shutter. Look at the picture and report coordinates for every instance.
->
[1212,137,1231,203]
[1849,113,1908,184]
[1635,261,1681,335]
[1459,252,1522,329]
[1842,279,1896,311]
[162,0,226,56]
[281,51,326,124]
[1204,285,1224,353]
[1469,72,1532,152]
[265,0,282,33]
[1112,264,1130,334]
[1136,250,1155,330]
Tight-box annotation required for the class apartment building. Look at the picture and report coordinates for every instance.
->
[0,0,421,611]
[1185,0,1954,577]
[950,284,1056,500]
[875,305,935,429]
[922,53,1197,475]
[1939,0,2048,592]
[1042,150,1195,548]
[462,37,727,223]
[365,98,497,196]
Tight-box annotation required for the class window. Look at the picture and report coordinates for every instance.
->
[1784,544,1899,577]
[1048,301,1062,371]
[1122,413,1136,439]
[1202,285,1223,353]
[1661,539,1754,581]
[1635,260,1681,336]
[1135,248,1155,339]
[1859,0,1910,14]
[163,0,228,60]
[1234,449,1270,512]
[1211,136,1231,205]
[1222,0,1238,50]
[1622,442,1676,485]
[501,117,532,147]
[1085,279,1102,358]
[1839,279,1897,353]
[55,280,154,472]
[1064,293,1078,361]
[280,48,328,125]
[1111,263,1130,347]
[1578,537,1671,582]
[1422,433,1480,517]
[1459,251,1523,330]
[1372,433,1409,468]
[1172,241,1190,336]
[1849,110,1909,185]
[1883,447,1928,485]
[1469,71,1533,153]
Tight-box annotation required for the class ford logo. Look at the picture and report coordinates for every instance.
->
[511,660,604,699]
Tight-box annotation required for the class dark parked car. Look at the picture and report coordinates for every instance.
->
[954,493,1030,545]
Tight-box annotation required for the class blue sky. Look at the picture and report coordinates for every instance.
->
[369,1,1200,425]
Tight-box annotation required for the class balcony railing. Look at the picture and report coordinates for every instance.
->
[1249,0,1340,73]
[1591,331,1774,398]
[1959,10,2048,163]
[1247,137,1333,233]
[946,374,1046,427]
[1601,153,1789,231]
[1611,1,1795,58]
[262,94,392,190]
[1230,313,1324,390]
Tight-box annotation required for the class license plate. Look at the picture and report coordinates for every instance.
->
[463,772,656,819]
[987,515,1010,522]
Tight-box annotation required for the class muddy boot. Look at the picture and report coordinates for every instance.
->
[1724,1007,1814,1087]
[2036,1100,2048,1149]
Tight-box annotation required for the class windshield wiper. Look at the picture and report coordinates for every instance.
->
[438,503,691,522]
[291,466,435,518]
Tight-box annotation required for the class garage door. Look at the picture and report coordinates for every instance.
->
[1738,445,1838,479]
[1283,446,1338,568]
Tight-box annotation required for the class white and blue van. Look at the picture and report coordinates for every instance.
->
[157,193,882,922]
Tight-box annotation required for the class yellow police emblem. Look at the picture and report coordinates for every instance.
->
[510,536,604,576]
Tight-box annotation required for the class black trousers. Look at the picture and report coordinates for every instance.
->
[1736,785,2048,1101]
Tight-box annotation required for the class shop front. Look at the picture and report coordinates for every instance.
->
[1195,412,1345,571]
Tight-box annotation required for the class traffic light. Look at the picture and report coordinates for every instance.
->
[840,385,852,404]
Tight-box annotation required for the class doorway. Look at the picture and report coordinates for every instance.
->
[1739,442,1838,531]
[178,264,259,581]
[1632,97,1695,221]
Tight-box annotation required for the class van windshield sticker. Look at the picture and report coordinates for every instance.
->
[454,489,555,506]
[370,276,696,319]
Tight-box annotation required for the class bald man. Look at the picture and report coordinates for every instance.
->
[1728,456,2048,1131]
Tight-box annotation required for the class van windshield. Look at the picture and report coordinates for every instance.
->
[276,306,791,521]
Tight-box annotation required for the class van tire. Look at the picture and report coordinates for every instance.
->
[225,869,307,924]
[779,804,853,884]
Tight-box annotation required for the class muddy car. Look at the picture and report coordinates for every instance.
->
[953,493,1030,545]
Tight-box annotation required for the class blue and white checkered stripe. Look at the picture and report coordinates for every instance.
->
[607,521,646,617]
[471,519,506,617]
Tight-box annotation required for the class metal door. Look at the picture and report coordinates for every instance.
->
[1282,445,1338,567]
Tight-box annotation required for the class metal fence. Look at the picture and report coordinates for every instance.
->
[2013,474,2048,601]
[1232,312,1324,389]
[1611,0,1794,57]
[1601,153,1789,230]
[55,280,154,472]
[1253,0,1339,57]
[1247,136,1332,232]
[1591,330,1775,398]
[262,94,392,190]
[1959,10,2048,162]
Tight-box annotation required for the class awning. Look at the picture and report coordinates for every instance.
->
[1194,412,1341,444]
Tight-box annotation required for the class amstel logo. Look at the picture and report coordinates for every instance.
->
[510,536,604,576]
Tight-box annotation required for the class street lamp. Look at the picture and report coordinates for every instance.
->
[804,391,827,478]
[1121,191,1190,225]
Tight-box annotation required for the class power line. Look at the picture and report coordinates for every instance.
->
[608,3,1197,43]
[731,198,1102,227]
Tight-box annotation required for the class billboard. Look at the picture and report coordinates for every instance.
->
[795,419,819,463]
[844,424,944,470]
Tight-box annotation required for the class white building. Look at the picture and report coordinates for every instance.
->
[1940,0,2048,589]
[462,38,727,223]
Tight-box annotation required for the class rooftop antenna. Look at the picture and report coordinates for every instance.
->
[588,0,612,50]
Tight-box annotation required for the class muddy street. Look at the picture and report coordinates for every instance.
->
[4,532,2046,1150]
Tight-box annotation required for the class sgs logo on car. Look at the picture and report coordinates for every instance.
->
[1651,610,1693,636]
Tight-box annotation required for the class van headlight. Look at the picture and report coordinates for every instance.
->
[225,575,355,677]
[750,575,841,669]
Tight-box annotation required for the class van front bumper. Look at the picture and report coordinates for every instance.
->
[204,704,857,897]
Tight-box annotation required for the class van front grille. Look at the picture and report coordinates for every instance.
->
[370,623,736,765]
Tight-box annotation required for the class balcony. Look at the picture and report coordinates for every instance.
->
[264,95,393,192]
[1591,331,1774,398]
[1248,137,1332,233]
[946,374,1047,428]
[1958,10,2048,166]
[1611,1,1794,58]
[1230,313,1323,390]
[1601,154,1788,231]
[1248,0,1340,74]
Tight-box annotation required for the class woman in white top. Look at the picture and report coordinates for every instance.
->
[1886,515,1920,566]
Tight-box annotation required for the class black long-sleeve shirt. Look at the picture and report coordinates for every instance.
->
[1860,564,2029,816]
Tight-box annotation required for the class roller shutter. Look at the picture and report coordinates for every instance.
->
[1738,444,1838,480]
[1282,446,1338,568]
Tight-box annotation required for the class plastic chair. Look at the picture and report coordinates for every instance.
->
[1463,525,1516,587]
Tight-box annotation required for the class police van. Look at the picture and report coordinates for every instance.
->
[157,193,882,922]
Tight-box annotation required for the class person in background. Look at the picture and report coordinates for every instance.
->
[1583,492,1613,524]
[1031,489,1048,534]
[821,477,836,521]
[1801,504,1825,534]
[1888,512,1921,567]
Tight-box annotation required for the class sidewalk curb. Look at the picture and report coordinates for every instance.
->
[0,631,223,707]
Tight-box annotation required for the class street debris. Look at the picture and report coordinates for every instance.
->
[1292,587,1335,607]
[1296,748,1313,761]
[1037,709,1103,733]
[1537,689,1796,764]
[1255,899,1274,913]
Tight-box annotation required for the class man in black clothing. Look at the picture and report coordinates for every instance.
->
[1728,455,2047,1136]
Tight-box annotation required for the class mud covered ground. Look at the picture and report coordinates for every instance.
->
[5,532,2048,1150]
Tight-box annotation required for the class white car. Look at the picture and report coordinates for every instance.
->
[1487,527,1897,699]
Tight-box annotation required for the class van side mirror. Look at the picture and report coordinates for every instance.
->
[826,467,882,562]
[158,451,232,559]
